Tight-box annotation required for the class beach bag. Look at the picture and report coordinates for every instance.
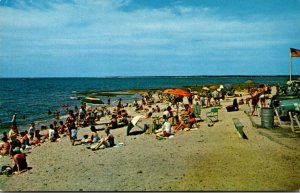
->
[226,105,235,112]
[0,166,13,176]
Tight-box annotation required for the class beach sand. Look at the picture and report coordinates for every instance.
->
[0,87,300,191]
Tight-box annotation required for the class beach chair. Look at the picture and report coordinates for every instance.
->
[206,107,218,123]
[193,102,203,121]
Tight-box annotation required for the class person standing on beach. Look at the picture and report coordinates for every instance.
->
[207,91,212,107]
[8,124,21,156]
[107,96,111,106]
[28,122,35,141]
[250,89,260,116]
[66,110,77,146]
[213,90,220,106]
[11,113,17,125]
[54,110,60,119]
[117,98,122,112]
[8,124,19,143]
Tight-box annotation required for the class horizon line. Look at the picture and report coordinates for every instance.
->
[0,75,300,79]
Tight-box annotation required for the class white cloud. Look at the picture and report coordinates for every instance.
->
[0,0,299,76]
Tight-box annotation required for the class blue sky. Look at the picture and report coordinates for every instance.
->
[0,0,300,77]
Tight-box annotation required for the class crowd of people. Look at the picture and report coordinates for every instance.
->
[246,84,271,116]
[0,84,271,176]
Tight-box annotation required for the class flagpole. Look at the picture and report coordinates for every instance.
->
[290,55,292,81]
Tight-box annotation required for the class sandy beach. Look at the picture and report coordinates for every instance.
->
[0,87,299,191]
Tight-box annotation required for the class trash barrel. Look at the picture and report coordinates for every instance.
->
[261,107,274,128]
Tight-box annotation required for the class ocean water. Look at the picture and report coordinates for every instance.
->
[0,76,293,133]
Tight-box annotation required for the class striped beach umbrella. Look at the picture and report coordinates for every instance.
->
[81,97,105,104]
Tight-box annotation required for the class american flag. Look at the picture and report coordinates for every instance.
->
[290,48,300,57]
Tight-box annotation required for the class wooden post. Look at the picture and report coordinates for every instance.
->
[274,108,282,127]
[290,56,293,81]
[289,111,295,132]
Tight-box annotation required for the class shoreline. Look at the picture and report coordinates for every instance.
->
[0,85,299,191]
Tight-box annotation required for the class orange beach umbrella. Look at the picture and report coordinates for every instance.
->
[163,88,192,97]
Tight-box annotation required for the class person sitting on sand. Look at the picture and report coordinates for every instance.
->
[173,115,186,133]
[91,128,114,150]
[12,152,28,175]
[173,114,197,132]
[117,111,129,125]
[108,114,128,129]
[90,125,100,143]
[0,137,11,155]
[9,138,21,157]
[109,114,118,129]
[167,106,174,118]
[29,130,41,145]
[156,118,172,137]
[155,105,160,113]
[163,108,170,119]
[154,114,167,129]
[19,132,30,150]
[180,104,193,121]
[57,121,67,136]
[48,124,57,142]
[186,113,197,128]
